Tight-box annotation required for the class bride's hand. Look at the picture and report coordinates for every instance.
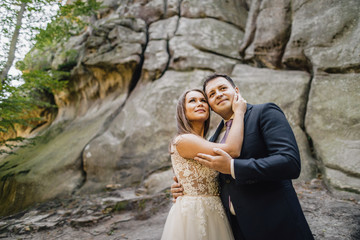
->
[232,93,247,115]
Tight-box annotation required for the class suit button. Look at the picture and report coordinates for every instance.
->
[225,179,231,184]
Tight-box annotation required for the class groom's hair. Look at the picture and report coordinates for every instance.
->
[202,73,236,95]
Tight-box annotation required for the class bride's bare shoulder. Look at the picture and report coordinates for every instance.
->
[173,134,201,145]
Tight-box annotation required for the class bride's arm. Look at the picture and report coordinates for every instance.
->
[176,95,246,159]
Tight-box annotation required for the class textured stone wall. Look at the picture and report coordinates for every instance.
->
[0,0,359,216]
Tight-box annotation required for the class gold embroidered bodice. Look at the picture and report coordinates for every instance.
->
[171,138,219,196]
[169,137,227,239]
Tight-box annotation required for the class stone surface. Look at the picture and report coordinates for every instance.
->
[81,70,214,192]
[83,17,146,66]
[141,40,169,82]
[0,118,103,216]
[148,16,179,40]
[175,18,244,60]
[1,11,147,217]
[244,0,292,68]
[180,0,248,30]
[169,18,243,73]
[54,16,146,122]
[169,36,239,73]
[1,0,359,218]
[326,168,360,195]
[292,126,318,182]
[283,0,360,72]
[115,0,167,24]
[294,179,360,240]
[305,73,360,193]
[51,32,89,71]
[143,169,174,195]
[0,187,171,238]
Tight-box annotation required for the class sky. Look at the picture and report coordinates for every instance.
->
[0,0,64,86]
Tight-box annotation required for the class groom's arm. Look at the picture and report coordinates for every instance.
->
[170,176,183,202]
[233,103,301,184]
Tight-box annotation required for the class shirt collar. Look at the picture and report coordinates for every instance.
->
[224,114,234,124]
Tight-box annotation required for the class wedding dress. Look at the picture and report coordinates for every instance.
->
[161,138,234,240]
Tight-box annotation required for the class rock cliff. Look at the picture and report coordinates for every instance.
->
[0,0,359,216]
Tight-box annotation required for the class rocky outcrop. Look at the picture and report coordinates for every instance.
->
[305,73,360,194]
[0,11,148,216]
[283,0,360,73]
[0,0,359,217]
[169,18,243,73]
[241,0,292,68]
[81,70,215,192]
[181,0,248,29]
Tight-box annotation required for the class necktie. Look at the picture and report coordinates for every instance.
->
[219,119,236,215]
[220,119,233,143]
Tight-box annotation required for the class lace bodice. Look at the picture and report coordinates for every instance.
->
[163,138,229,240]
[171,138,219,196]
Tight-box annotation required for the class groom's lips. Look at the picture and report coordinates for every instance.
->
[217,99,227,105]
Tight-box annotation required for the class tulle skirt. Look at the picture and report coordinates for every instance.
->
[161,195,234,240]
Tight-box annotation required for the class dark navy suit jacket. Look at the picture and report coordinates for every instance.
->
[210,103,314,240]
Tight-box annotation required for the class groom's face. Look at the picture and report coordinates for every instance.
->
[204,77,239,119]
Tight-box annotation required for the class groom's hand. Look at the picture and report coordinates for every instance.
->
[195,148,232,174]
[170,176,183,202]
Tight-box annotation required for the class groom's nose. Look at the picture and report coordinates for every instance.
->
[216,90,223,98]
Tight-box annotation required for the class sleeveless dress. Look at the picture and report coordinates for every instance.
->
[161,139,234,240]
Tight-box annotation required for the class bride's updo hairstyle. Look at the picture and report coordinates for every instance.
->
[175,89,211,137]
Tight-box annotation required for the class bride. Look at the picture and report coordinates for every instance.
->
[161,89,246,240]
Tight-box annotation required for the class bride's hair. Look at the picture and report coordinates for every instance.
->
[175,89,211,137]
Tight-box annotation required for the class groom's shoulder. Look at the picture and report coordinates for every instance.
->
[252,102,281,111]
[250,102,284,116]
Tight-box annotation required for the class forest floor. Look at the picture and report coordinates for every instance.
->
[0,179,359,240]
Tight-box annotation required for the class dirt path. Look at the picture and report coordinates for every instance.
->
[1,179,359,240]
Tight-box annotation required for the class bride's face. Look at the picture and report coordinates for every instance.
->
[185,91,210,123]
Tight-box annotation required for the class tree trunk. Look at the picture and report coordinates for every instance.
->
[0,1,27,85]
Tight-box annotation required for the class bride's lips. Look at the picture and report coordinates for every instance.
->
[195,109,206,113]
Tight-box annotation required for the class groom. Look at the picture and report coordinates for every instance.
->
[171,74,314,240]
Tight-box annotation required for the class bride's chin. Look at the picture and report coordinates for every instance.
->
[194,118,208,123]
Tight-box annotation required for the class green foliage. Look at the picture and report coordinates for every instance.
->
[34,0,101,49]
[0,70,68,155]
[0,0,101,154]
[58,50,79,71]
[0,0,61,70]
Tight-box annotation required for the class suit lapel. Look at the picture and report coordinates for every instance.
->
[210,104,253,142]
[209,120,224,143]
[244,104,253,125]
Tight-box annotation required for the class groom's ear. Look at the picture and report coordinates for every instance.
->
[235,87,240,94]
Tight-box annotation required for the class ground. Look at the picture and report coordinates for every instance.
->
[0,179,359,240]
